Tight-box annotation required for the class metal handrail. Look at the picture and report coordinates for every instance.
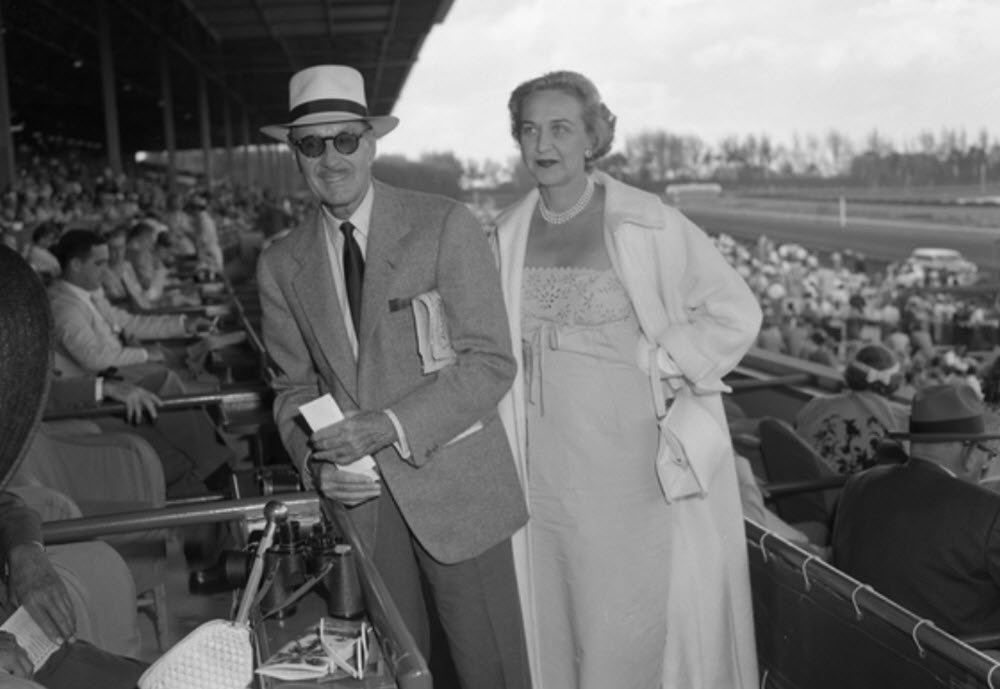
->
[728,373,815,392]
[42,492,319,543]
[761,475,848,500]
[42,384,270,422]
[321,497,432,689]
[746,520,998,679]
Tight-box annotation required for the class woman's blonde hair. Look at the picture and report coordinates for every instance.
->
[507,70,616,169]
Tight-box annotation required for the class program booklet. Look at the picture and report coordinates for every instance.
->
[412,290,457,374]
[0,606,61,670]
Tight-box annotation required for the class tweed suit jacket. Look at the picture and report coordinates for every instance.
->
[832,458,1000,635]
[258,181,527,564]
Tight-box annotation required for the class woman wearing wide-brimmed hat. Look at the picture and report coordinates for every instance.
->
[0,244,146,688]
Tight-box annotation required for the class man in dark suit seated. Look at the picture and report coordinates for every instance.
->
[832,383,1000,636]
[46,375,236,499]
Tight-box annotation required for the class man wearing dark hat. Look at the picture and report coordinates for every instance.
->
[832,383,1000,636]
[257,65,529,688]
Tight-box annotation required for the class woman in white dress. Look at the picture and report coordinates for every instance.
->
[492,71,761,688]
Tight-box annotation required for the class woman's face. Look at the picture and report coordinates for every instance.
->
[517,89,591,188]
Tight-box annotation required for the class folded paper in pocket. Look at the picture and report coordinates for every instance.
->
[299,394,379,481]
[412,290,457,374]
[655,394,726,503]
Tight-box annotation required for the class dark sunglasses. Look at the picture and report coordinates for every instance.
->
[289,128,370,158]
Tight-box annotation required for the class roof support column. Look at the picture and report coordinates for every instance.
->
[0,1,16,191]
[241,109,251,187]
[96,0,123,176]
[197,70,212,187]
[222,93,233,184]
[159,40,177,193]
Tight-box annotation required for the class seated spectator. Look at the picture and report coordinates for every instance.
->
[163,192,197,257]
[0,492,146,689]
[101,224,152,309]
[831,383,1000,637]
[47,374,235,499]
[125,221,168,299]
[795,344,909,474]
[187,196,224,274]
[47,229,209,380]
[24,221,62,282]
[980,354,1000,413]
[757,310,787,353]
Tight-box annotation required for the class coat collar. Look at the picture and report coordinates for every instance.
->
[594,170,664,232]
[288,205,357,397]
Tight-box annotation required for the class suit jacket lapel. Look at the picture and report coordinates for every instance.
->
[290,210,359,400]
[358,183,407,353]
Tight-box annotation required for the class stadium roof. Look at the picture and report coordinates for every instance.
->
[3,0,453,154]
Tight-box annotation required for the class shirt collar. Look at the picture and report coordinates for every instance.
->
[322,183,374,243]
[61,279,98,302]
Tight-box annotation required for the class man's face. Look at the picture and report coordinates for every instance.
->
[290,121,375,220]
[107,235,126,266]
[69,244,110,291]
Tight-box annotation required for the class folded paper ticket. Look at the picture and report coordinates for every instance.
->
[299,394,379,481]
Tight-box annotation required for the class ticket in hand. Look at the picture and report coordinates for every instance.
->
[299,394,379,481]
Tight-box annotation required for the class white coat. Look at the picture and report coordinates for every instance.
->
[492,170,762,688]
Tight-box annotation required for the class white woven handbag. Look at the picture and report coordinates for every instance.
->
[139,502,288,689]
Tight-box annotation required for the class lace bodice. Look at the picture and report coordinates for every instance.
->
[522,267,634,327]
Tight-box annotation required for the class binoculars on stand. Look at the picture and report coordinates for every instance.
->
[190,516,364,620]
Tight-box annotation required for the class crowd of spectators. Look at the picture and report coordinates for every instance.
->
[713,232,998,398]
[0,147,303,283]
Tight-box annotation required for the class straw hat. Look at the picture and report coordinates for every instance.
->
[0,245,53,489]
[260,65,399,142]
[889,383,1000,443]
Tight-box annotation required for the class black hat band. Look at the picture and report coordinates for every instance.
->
[910,415,985,435]
[289,99,368,121]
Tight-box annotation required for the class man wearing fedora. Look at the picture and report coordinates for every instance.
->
[832,383,1000,636]
[257,65,530,688]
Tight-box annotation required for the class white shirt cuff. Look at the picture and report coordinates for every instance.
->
[384,409,411,458]
[95,377,104,402]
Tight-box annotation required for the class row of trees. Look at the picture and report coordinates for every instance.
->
[364,127,1000,200]
[616,127,1000,189]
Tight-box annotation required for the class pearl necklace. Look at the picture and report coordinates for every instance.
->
[538,178,595,225]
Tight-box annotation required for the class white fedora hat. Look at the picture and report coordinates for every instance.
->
[260,65,399,142]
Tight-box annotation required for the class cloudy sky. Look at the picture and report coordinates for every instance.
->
[377,0,1000,164]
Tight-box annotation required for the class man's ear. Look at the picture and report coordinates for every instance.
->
[959,443,981,478]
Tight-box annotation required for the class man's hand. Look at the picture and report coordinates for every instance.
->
[104,380,161,424]
[310,461,381,507]
[8,543,76,645]
[0,631,33,678]
[184,316,214,335]
[309,411,397,465]
[145,346,166,363]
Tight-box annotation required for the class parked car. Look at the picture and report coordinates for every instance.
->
[906,247,978,286]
